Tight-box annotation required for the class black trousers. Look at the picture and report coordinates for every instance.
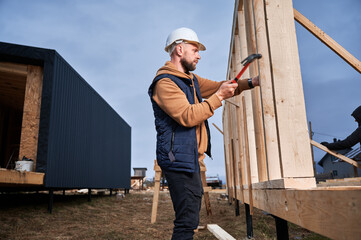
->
[164,170,203,240]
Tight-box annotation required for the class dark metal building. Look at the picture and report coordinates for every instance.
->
[0,41,131,189]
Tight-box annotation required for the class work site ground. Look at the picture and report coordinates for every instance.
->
[0,190,329,240]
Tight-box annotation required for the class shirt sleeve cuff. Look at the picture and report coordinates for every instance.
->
[205,93,223,111]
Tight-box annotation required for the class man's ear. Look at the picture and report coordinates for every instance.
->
[176,44,184,56]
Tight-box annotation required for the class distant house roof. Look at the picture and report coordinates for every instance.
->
[318,148,352,167]
[133,168,147,170]
[344,147,361,159]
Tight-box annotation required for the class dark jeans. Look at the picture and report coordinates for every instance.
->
[163,170,203,240]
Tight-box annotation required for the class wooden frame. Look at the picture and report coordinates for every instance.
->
[223,0,361,239]
[0,62,44,186]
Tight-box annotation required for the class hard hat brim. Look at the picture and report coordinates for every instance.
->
[164,40,206,53]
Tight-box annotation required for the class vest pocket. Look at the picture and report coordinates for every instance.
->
[168,131,176,162]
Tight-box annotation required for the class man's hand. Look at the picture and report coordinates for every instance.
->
[216,80,238,101]
[252,76,260,87]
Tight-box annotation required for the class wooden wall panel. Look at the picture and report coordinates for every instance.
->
[264,0,314,178]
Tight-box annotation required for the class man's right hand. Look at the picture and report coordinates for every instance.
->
[216,80,238,101]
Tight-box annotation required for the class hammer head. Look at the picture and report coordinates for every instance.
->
[241,53,262,66]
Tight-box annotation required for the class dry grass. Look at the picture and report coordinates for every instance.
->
[0,190,329,240]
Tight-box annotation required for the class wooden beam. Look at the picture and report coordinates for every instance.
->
[311,140,361,168]
[251,177,316,190]
[151,160,161,223]
[207,224,236,240]
[0,168,44,185]
[242,96,253,214]
[243,0,266,184]
[201,166,212,215]
[294,8,361,74]
[252,0,281,181]
[0,62,28,76]
[212,123,223,135]
[18,65,43,170]
[242,187,361,240]
[264,0,314,178]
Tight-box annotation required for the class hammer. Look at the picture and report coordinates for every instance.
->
[231,53,262,83]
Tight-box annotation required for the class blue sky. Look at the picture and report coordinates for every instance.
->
[1,0,360,178]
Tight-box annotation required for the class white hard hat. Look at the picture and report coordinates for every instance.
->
[165,27,206,53]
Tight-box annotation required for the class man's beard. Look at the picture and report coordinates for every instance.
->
[180,58,196,73]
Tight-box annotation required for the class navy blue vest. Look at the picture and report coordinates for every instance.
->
[148,74,211,172]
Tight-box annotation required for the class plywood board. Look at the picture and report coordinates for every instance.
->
[18,65,43,171]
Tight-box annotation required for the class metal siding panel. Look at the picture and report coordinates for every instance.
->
[45,53,131,188]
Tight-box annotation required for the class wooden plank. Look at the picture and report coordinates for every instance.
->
[252,0,281,181]
[0,62,28,76]
[318,181,361,187]
[18,65,43,170]
[222,106,232,201]
[0,168,44,185]
[151,160,161,224]
[252,177,316,190]
[241,188,361,240]
[264,0,314,178]
[201,168,212,215]
[311,140,361,168]
[243,0,266,184]
[212,123,223,135]
[235,101,245,203]
[242,96,253,214]
[203,186,213,193]
[207,224,236,240]
[294,8,361,74]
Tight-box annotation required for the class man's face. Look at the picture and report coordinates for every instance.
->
[180,43,201,73]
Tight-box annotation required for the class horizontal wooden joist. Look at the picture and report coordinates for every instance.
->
[241,187,361,240]
[0,62,28,76]
[294,8,361,74]
[250,177,316,190]
[0,168,44,186]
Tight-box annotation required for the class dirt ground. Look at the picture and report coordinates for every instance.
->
[0,190,329,240]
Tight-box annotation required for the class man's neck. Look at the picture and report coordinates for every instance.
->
[170,58,186,73]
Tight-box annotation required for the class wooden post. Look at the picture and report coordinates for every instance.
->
[18,65,43,171]
[151,160,212,222]
[151,160,161,223]
[200,166,212,216]
[309,121,316,175]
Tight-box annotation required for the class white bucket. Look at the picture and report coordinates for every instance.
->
[15,161,34,172]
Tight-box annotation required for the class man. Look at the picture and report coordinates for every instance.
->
[148,27,259,239]
[322,105,361,151]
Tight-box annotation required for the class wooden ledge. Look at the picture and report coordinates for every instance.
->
[248,177,316,190]
[0,168,44,186]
